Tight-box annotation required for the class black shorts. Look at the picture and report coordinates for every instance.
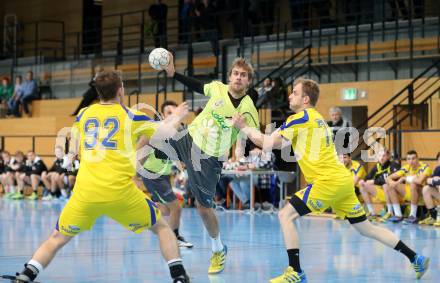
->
[160,127,223,208]
[141,173,176,203]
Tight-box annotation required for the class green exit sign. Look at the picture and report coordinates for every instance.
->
[342,88,358,100]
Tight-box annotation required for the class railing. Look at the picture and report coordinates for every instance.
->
[385,129,440,162]
[0,2,439,102]
[355,60,440,158]
[251,45,314,110]
[2,1,438,66]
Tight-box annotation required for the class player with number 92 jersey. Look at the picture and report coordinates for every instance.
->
[72,104,158,202]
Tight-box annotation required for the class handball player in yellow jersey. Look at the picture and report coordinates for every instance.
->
[11,71,191,283]
[233,77,429,283]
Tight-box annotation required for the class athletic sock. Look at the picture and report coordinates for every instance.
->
[211,234,224,252]
[394,240,417,262]
[21,259,43,281]
[429,207,437,219]
[366,204,374,214]
[393,204,402,217]
[386,204,393,214]
[173,228,180,237]
[410,204,418,217]
[168,259,186,279]
[287,249,302,273]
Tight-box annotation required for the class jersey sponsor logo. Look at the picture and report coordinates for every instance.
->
[61,225,81,235]
[347,204,364,216]
[213,99,224,109]
[211,111,231,130]
[307,199,323,210]
[129,223,148,232]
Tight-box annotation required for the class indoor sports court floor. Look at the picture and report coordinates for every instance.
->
[0,199,438,283]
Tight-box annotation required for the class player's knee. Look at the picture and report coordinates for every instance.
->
[353,222,374,238]
[149,217,169,235]
[410,184,419,193]
[197,204,211,215]
[278,206,297,223]
[422,185,431,196]
[49,230,72,248]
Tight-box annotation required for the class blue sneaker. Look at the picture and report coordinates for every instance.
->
[389,216,403,223]
[412,254,429,279]
[403,215,418,225]
[270,267,307,283]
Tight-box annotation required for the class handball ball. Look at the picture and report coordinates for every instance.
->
[148,48,170,70]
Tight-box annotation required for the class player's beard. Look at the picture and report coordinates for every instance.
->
[231,82,247,96]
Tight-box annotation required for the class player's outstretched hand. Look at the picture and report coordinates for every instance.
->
[174,102,189,120]
[232,113,247,129]
[165,52,175,77]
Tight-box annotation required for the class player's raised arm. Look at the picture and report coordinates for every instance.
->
[165,52,205,94]
[232,113,287,151]
[149,101,189,145]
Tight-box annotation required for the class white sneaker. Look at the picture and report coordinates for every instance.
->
[42,195,53,201]
[262,201,274,211]
[177,235,194,248]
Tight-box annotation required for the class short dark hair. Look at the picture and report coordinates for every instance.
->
[161,100,178,113]
[293,77,320,106]
[407,150,418,157]
[95,71,123,101]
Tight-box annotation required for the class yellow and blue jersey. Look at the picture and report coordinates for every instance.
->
[279,108,351,184]
[348,160,366,181]
[71,103,158,202]
[396,162,432,178]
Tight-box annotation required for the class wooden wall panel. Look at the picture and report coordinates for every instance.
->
[4,137,33,153]
[401,132,440,159]
[317,79,411,121]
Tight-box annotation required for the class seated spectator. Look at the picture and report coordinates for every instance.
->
[358,149,400,221]
[173,164,191,205]
[7,76,23,117]
[1,151,16,196]
[15,71,38,117]
[58,152,80,199]
[252,148,277,211]
[215,174,232,206]
[419,152,440,226]
[41,146,66,201]
[16,151,47,200]
[257,77,272,98]
[339,153,366,195]
[9,151,26,199]
[0,77,13,116]
[327,106,352,149]
[387,150,432,224]
[0,151,7,194]
[228,146,275,210]
[256,77,286,108]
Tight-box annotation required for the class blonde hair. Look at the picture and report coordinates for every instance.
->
[228,57,254,81]
[293,77,320,106]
